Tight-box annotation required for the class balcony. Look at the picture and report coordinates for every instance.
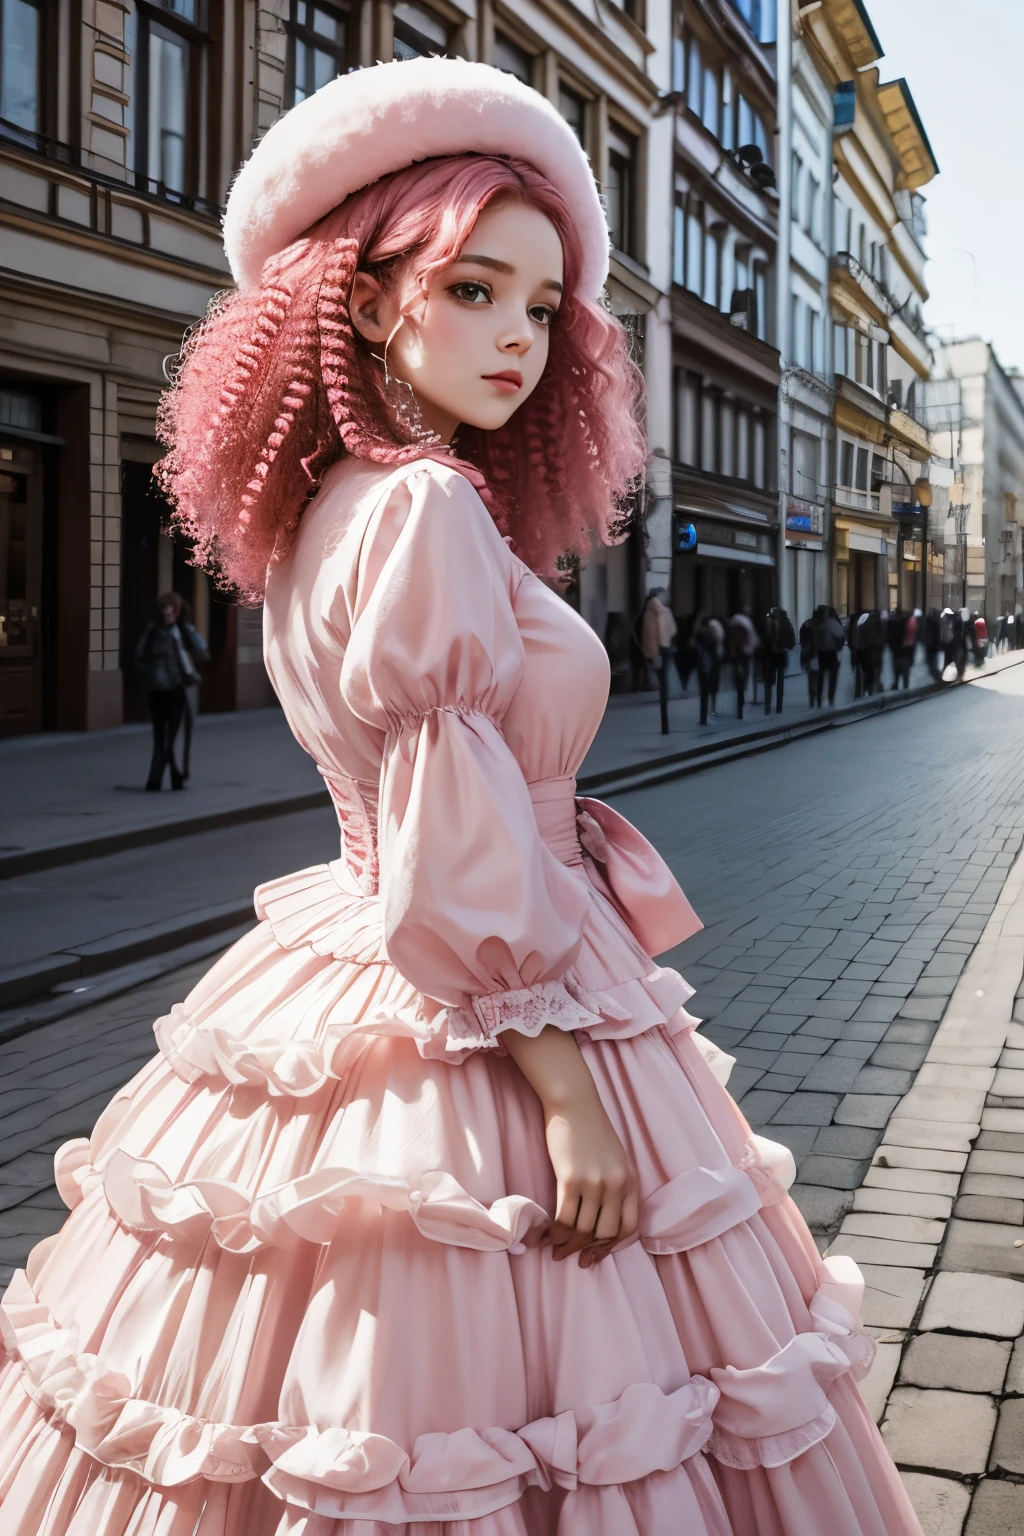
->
[0,118,223,221]
[835,486,881,515]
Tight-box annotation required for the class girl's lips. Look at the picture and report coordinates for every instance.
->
[482,374,522,393]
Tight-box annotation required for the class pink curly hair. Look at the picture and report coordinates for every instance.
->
[156,153,647,601]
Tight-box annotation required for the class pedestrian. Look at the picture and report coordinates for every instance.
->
[640,586,676,734]
[134,591,202,790]
[889,609,915,691]
[939,605,965,681]
[4,59,922,1535]
[176,596,209,781]
[925,606,943,679]
[728,606,759,719]
[798,614,819,706]
[1016,606,1024,648]
[857,609,885,695]
[692,609,720,725]
[810,603,845,705]
[762,604,796,714]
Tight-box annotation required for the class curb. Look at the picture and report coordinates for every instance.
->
[0,790,331,881]
[0,898,254,1010]
[579,678,943,798]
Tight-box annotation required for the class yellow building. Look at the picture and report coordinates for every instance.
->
[801,0,938,617]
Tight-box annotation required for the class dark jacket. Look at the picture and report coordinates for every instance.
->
[135,621,202,693]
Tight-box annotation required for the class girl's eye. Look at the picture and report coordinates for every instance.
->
[529,304,557,327]
[449,281,491,304]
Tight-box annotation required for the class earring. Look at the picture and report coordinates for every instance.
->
[369,315,441,449]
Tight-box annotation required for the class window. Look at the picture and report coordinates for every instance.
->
[284,1,349,106]
[125,1,211,197]
[736,408,750,481]
[807,175,820,243]
[685,201,702,293]
[393,1,448,60]
[702,229,719,307]
[1,0,43,131]
[855,445,869,492]
[753,111,768,164]
[675,372,699,465]
[809,308,820,375]
[791,152,802,224]
[606,123,639,257]
[720,67,734,150]
[701,64,719,138]
[671,35,685,94]
[790,294,801,365]
[720,400,735,477]
[493,31,532,84]
[672,202,685,286]
[687,36,701,109]
[870,453,885,494]
[753,413,766,489]
[876,340,886,397]
[737,94,753,149]
[834,323,847,377]
[839,440,854,487]
[753,264,768,342]
[700,392,718,473]
[558,82,586,146]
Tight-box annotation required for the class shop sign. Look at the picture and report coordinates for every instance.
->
[785,497,824,548]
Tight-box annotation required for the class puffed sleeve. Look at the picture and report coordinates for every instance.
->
[341,462,600,1056]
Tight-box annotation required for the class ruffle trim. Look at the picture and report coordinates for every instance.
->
[253,860,387,966]
[0,1258,875,1496]
[53,1131,796,1261]
[0,1276,717,1501]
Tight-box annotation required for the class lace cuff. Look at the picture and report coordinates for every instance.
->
[431,979,604,1059]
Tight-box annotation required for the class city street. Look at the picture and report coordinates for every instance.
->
[4,666,1024,1528]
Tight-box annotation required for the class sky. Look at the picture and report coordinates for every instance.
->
[867,0,1024,370]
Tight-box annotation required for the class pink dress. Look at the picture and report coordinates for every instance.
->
[0,456,923,1536]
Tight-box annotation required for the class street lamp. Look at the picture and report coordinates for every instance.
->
[912,479,932,615]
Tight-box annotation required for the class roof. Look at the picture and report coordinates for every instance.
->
[826,0,884,69]
[876,77,939,189]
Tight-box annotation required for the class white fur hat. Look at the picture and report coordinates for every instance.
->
[223,57,609,299]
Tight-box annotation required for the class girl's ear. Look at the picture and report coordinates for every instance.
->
[349,270,390,343]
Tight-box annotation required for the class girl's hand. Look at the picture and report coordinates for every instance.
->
[539,1094,639,1267]
[502,1022,639,1267]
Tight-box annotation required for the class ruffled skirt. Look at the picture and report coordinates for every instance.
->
[0,870,922,1535]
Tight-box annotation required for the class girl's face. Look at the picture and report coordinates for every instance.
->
[349,197,564,445]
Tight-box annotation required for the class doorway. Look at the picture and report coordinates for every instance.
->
[0,437,44,736]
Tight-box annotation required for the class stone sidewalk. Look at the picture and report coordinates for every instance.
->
[836,838,1024,1534]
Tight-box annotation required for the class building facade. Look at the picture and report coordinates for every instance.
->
[929,342,1024,622]
[668,0,781,625]
[0,0,668,735]
[799,0,937,622]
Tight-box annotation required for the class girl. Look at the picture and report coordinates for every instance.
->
[0,58,922,1536]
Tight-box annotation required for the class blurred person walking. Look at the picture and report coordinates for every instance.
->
[924,607,943,680]
[640,587,677,735]
[728,607,759,720]
[693,611,721,726]
[798,614,819,706]
[176,597,209,781]
[888,609,915,691]
[762,605,796,715]
[811,605,845,706]
[134,592,202,791]
[858,610,886,696]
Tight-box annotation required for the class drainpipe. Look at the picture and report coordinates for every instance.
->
[775,0,793,614]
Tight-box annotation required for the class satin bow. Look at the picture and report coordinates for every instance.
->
[575,796,703,957]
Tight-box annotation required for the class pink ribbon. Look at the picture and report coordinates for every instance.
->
[575,796,703,957]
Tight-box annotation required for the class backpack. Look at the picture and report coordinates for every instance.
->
[817,613,845,652]
[903,613,917,649]
[939,610,956,647]
[860,612,883,649]
[765,610,785,651]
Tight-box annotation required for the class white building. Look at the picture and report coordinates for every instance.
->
[929,342,1024,621]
